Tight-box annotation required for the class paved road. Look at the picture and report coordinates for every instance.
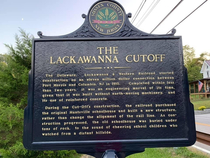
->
[194,113,210,155]
[195,114,210,134]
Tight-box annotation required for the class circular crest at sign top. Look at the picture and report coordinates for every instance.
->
[89,1,125,35]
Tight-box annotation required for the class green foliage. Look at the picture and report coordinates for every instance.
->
[183,45,196,68]
[0,29,31,106]
[183,45,210,82]
[0,29,80,158]
[5,29,32,70]
[0,104,23,148]
[0,143,80,158]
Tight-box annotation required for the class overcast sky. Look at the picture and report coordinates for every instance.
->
[0,0,209,57]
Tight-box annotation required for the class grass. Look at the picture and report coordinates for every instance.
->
[190,95,201,100]
[127,147,209,158]
[190,94,210,100]
[191,99,210,110]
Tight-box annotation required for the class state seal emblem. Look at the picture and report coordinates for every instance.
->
[89,1,125,35]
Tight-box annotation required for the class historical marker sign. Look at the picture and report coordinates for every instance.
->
[24,0,196,154]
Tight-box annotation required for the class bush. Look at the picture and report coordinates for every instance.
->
[0,104,23,148]
[0,29,80,158]
[198,106,206,110]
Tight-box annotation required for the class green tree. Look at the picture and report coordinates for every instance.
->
[0,29,80,158]
[183,45,195,68]
[183,45,210,82]
[0,28,33,106]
